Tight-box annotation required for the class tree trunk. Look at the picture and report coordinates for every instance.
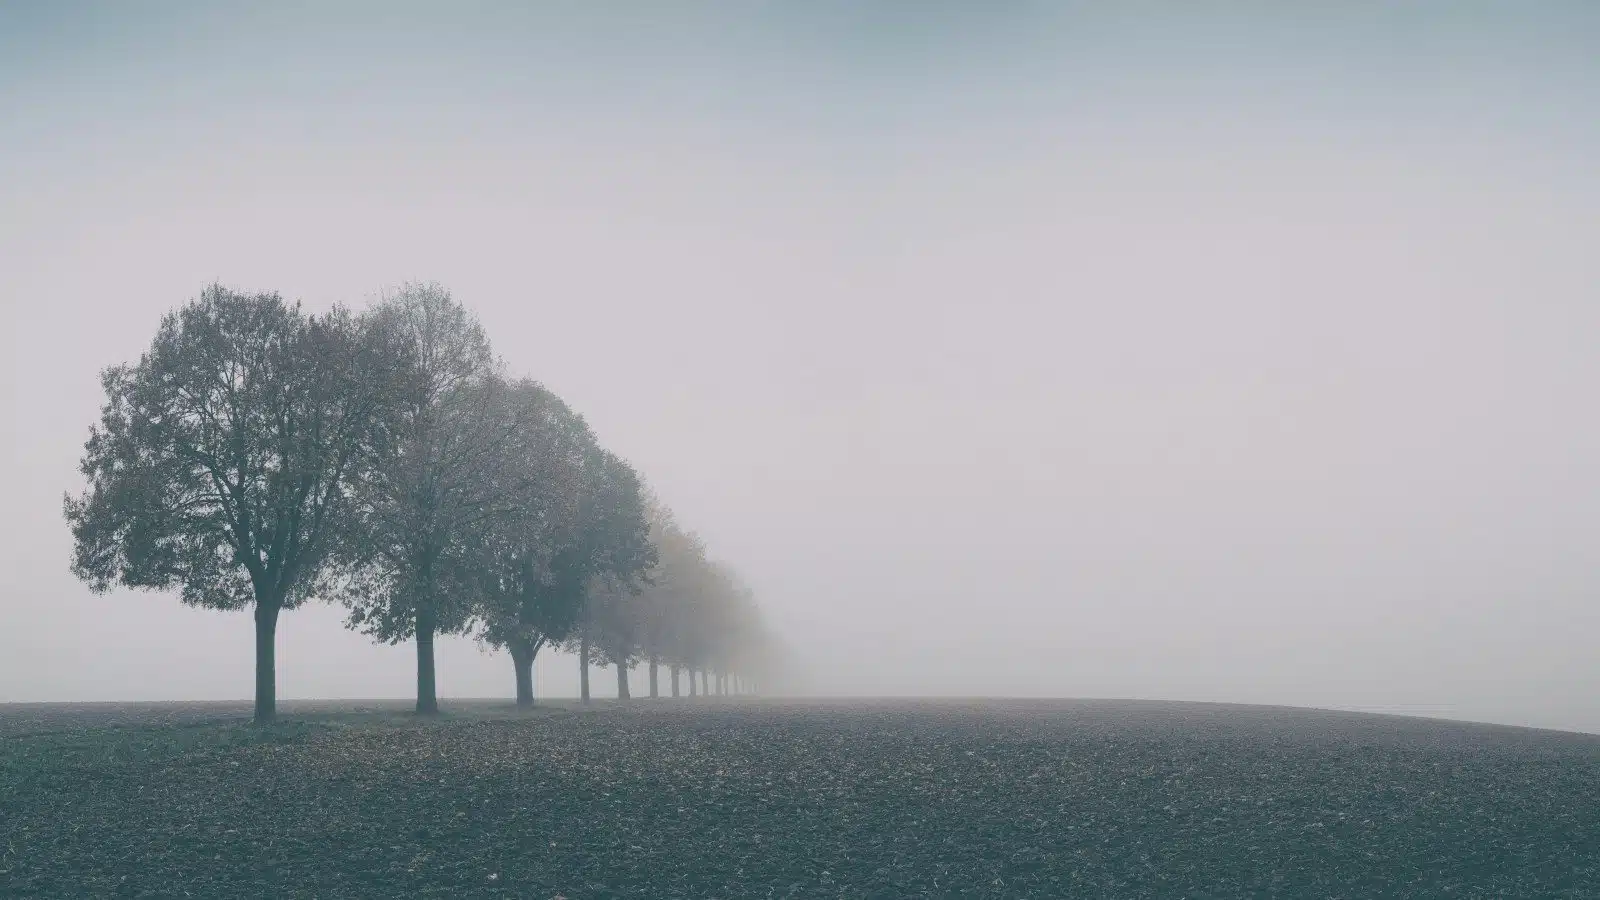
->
[510,639,535,708]
[671,665,680,698]
[416,607,439,715]
[253,600,280,724]
[701,670,710,696]
[688,667,697,697]
[616,659,630,701]
[649,657,659,699]
[579,634,591,704]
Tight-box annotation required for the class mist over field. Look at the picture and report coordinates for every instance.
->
[3,3,1598,733]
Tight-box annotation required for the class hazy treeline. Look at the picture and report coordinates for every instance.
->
[64,283,783,722]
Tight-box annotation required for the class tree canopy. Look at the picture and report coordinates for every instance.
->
[64,286,411,721]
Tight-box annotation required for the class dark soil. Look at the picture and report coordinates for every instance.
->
[2,699,1596,898]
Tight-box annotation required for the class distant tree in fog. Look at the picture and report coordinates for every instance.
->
[472,382,598,707]
[336,284,524,715]
[63,286,411,723]
[633,495,704,699]
[578,571,644,700]
[552,450,655,704]
[627,495,780,699]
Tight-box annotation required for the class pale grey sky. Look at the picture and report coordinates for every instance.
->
[3,3,1598,732]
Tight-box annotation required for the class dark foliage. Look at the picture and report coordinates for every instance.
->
[62,286,411,721]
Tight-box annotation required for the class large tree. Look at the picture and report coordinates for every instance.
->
[339,283,524,715]
[64,285,408,722]
[472,380,594,707]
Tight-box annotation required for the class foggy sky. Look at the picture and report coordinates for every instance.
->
[3,2,1597,733]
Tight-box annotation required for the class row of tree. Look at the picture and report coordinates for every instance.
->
[65,283,782,722]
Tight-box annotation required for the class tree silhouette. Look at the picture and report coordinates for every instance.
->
[473,380,594,707]
[64,286,409,722]
[338,284,531,714]
[559,450,655,703]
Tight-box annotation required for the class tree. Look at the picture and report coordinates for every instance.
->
[633,497,709,700]
[472,380,594,707]
[708,565,765,693]
[584,571,641,701]
[338,283,530,715]
[673,556,720,699]
[558,449,655,703]
[64,285,408,723]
